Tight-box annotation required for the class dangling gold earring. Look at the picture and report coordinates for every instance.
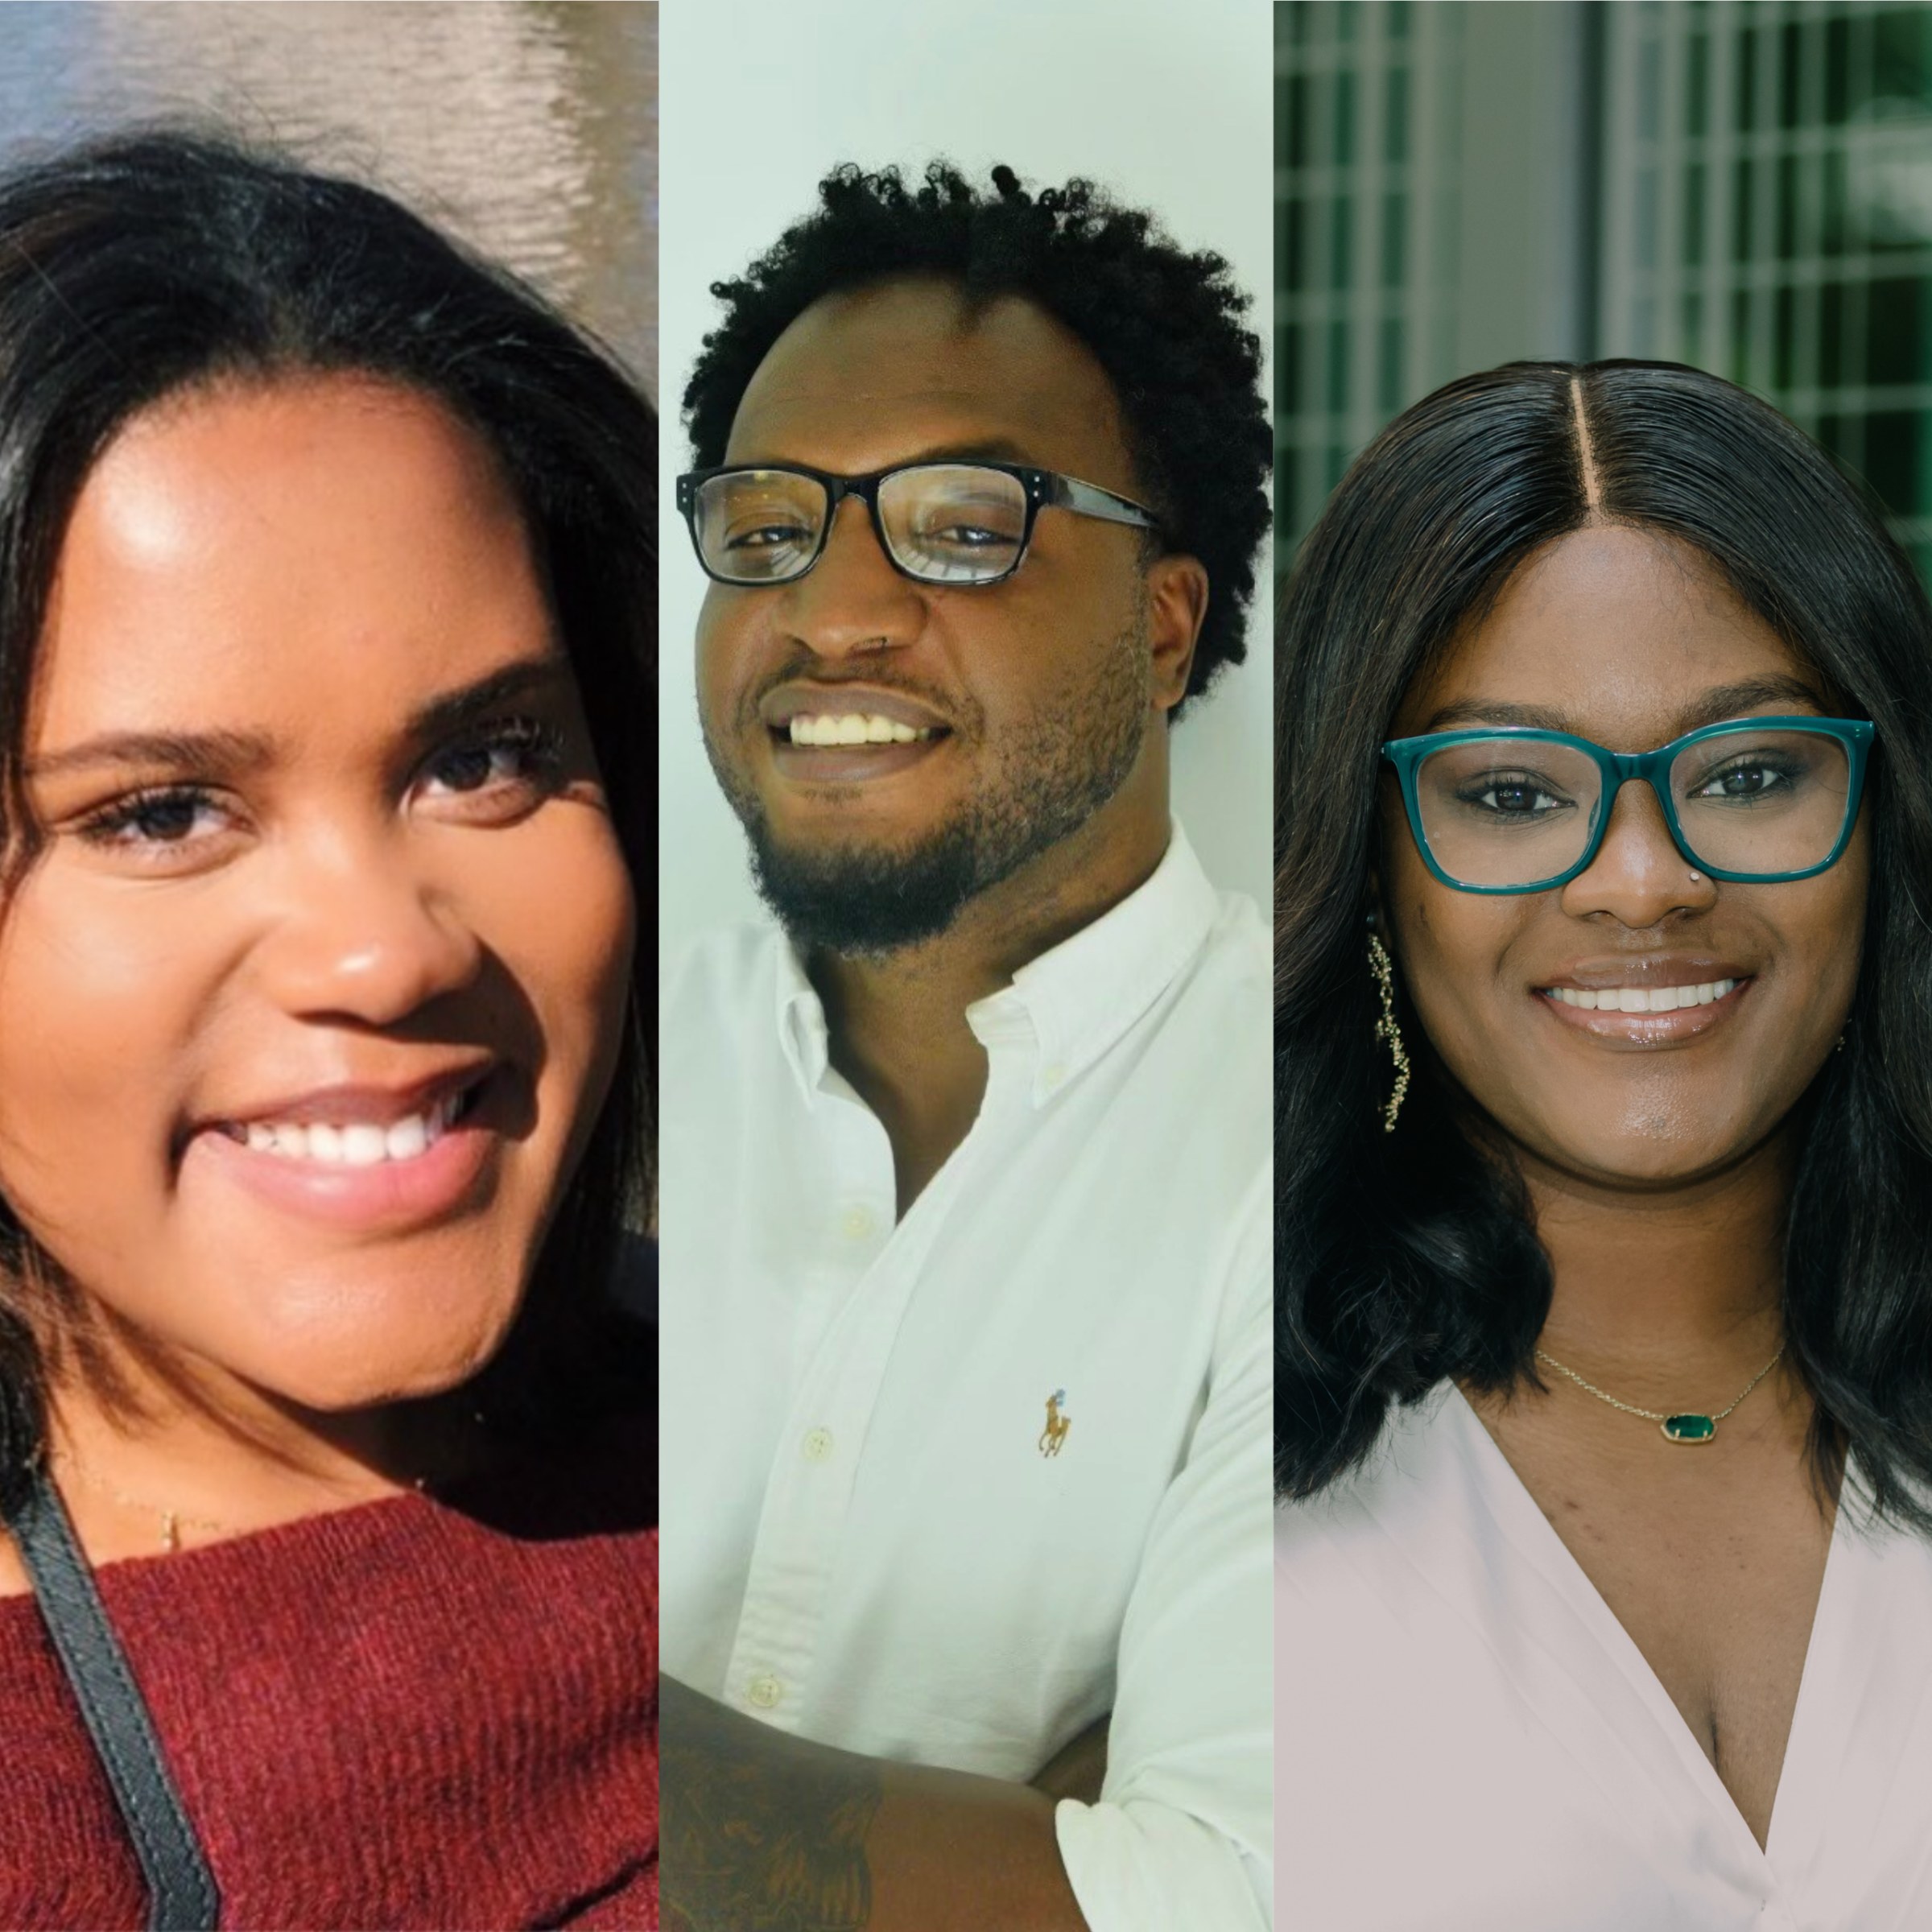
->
[1367,931,1411,1133]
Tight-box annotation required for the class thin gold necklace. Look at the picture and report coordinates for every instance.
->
[47,1448,237,1554]
[47,1447,439,1554]
[1534,1342,1785,1445]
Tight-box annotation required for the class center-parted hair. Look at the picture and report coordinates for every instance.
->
[0,129,657,1498]
[682,161,1272,711]
[1276,359,1932,1525]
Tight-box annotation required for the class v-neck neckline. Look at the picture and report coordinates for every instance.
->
[1442,1379,1853,1873]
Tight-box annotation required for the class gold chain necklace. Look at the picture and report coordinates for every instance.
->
[47,1447,439,1554]
[1534,1342,1786,1445]
[47,1448,237,1554]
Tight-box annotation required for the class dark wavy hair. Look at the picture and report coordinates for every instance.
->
[1276,359,1932,1528]
[0,130,656,1504]
[682,160,1272,711]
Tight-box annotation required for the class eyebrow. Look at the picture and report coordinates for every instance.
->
[24,655,570,782]
[1418,674,1830,737]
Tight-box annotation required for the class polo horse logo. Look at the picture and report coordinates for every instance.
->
[1039,1388,1071,1458]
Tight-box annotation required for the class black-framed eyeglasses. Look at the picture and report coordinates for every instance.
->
[1381,716,1875,892]
[674,460,1162,588]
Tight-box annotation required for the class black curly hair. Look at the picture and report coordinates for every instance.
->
[683,161,1272,710]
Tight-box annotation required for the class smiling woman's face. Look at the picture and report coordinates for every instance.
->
[0,374,634,1414]
[1381,523,1868,1189]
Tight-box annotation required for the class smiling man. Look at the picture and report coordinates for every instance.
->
[659,163,1274,1932]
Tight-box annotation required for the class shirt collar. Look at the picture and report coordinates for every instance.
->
[976,822,1221,1106]
[772,821,1223,1108]
[774,938,831,1099]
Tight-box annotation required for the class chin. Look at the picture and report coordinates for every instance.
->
[1526,1108,1762,1189]
[280,1338,505,1414]
[225,1269,525,1414]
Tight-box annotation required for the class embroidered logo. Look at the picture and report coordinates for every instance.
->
[1039,1388,1071,1458]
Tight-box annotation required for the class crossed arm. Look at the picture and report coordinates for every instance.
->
[661,1196,1274,1931]
[659,1676,1100,1931]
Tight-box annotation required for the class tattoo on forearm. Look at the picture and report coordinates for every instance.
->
[662,1727,885,1932]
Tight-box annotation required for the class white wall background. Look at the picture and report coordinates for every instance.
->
[658,0,1274,966]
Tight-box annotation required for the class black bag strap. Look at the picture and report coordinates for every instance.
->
[2,1467,219,1931]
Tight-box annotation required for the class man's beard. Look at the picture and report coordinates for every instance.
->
[712,613,1151,959]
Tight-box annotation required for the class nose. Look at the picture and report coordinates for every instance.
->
[254,832,484,1026]
[777,494,926,660]
[1558,778,1718,927]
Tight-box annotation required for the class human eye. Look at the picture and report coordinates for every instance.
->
[709,475,821,558]
[72,786,241,869]
[894,479,1026,582]
[1455,769,1575,819]
[722,513,815,553]
[416,716,567,822]
[920,489,1025,547]
[1688,751,1802,801]
[920,511,1011,549]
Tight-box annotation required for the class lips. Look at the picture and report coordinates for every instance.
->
[758,683,952,736]
[180,1063,504,1228]
[758,681,956,785]
[1534,960,1755,1044]
[195,1063,495,1146]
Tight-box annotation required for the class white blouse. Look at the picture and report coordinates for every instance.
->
[1277,1383,1932,1930]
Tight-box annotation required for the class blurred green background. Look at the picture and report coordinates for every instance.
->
[1276,0,1932,577]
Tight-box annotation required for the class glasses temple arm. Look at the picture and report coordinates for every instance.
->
[1051,473,1162,530]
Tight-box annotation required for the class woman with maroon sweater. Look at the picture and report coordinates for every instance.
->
[0,133,657,1928]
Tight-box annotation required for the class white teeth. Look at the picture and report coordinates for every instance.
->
[225,1089,470,1165]
[340,1124,387,1167]
[787,712,931,747]
[1549,979,1736,1012]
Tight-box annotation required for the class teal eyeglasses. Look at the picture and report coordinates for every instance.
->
[1381,716,1875,894]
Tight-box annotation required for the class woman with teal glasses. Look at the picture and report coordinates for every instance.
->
[1274,361,1932,1929]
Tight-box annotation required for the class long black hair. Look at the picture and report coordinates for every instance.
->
[0,130,657,1502]
[683,160,1272,712]
[1276,359,1932,1527]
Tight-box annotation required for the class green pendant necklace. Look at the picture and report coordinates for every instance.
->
[1534,1342,1785,1444]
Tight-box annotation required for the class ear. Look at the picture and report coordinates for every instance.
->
[1144,553,1211,714]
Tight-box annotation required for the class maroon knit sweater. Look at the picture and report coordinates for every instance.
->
[0,1460,657,1930]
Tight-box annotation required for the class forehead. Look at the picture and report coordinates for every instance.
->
[31,374,549,749]
[1400,524,1820,745]
[723,275,1136,489]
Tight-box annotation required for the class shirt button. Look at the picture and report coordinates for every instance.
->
[803,1426,835,1462]
[1042,1061,1067,1090]
[746,1674,783,1710]
[840,1204,877,1241]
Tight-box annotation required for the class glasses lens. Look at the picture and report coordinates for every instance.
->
[877,466,1029,584]
[691,470,828,584]
[1670,726,1854,877]
[1411,737,1604,888]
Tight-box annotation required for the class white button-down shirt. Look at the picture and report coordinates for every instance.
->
[661,824,1272,1931]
